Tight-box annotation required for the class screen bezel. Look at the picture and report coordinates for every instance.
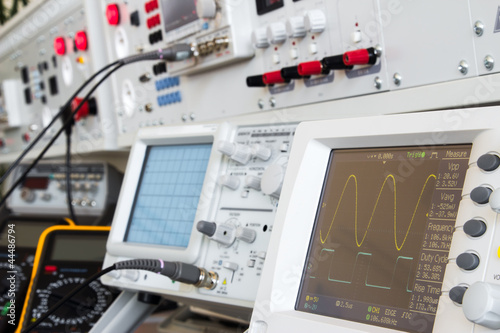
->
[250,109,493,332]
[106,124,227,264]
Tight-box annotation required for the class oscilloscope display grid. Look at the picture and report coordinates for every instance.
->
[296,144,471,333]
[124,143,213,248]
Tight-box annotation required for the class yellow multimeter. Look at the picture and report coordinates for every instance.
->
[17,226,116,333]
[0,217,74,333]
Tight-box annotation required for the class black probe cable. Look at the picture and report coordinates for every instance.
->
[0,62,125,210]
[0,43,193,188]
[65,131,78,224]
[20,259,217,333]
[0,43,195,210]
[0,60,122,187]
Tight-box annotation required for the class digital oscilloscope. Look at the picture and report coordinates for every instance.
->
[248,107,500,333]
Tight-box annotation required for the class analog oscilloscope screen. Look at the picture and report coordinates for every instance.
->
[124,144,212,248]
[296,145,471,333]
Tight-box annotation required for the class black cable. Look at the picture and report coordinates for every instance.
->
[20,265,115,333]
[65,133,78,224]
[0,62,125,209]
[0,44,194,209]
[0,60,122,187]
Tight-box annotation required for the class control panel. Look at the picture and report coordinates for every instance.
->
[102,122,296,318]
[198,123,295,302]
[6,161,122,222]
[0,0,117,158]
[248,106,500,333]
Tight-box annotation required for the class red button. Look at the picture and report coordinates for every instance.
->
[75,31,88,51]
[106,4,120,25]
[54,37,66,55]
[44,265,57,273]
[297,61,323,76]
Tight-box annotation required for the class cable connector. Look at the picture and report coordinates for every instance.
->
[122,43,194,64]
[113,259,218,290]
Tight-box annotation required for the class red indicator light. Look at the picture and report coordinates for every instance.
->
[297,61,323,76]
[262,70,287,85]
[75,31,88,51]
[44,265,57,273]
[106,4,120,25]
[54,37,66,55]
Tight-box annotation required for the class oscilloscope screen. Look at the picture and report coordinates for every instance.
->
[296,144,471,333]
[124,143,212,248]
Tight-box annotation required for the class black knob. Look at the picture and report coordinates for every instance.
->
[477,153,500,172]
[449,286,467,304]
[246,75,266,87]
[470,186,492,204]
[197,220,216,237]
[456,252,480,271]
[463,219,487,237]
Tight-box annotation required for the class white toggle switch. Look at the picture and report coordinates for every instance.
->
[223,261,239,271]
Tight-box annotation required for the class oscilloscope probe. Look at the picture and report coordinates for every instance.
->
[20,258,217,333]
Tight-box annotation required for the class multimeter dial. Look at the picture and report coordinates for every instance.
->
[30,276,113,330]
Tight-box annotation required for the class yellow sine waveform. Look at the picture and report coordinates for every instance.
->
[319,174,437,251]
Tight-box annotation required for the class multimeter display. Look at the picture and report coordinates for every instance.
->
[21,229,116,332]
[0,219,63,333]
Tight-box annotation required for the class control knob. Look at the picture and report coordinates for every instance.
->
[304,10,326,33]
[251,144,272,161]
[20,188,36,203]
[287,16,307,38]
[261,164,285,198]
[245,175,261,191]
[196,0,217,19]
[236,227,256,243]
[267,22,287,44]
[477,153,500,172]
[218,140,253,165]
[462,282,500,329]
[251,28,270,49]
[218,174,240,190]
[197,220,236,246]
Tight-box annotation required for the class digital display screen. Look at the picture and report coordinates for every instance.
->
[161,0,198,33]
[50,234,108,262]
[256,0,284,15]
[22,177,49,190]
[125,144,212,248]
[296,145,471,333]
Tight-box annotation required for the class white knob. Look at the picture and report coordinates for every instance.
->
[287,16,306,38]
[218,174,240,190]
[267,22,287,44]
[463,282,500,329]
[245,175,261,190]
[489,188,500,212]
[217,140,252,165]
[20,188,36,203]
[236,227,256,243]
[252,144,272,161]
[196,0,217,18]
[212,224,236,246]
[304,10,326,33]
[251,28,270,48]
[232,145,253,165]
[261,164,285,198]
[218,140,236,156]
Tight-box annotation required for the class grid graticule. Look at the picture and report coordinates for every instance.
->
[126,144,212,248]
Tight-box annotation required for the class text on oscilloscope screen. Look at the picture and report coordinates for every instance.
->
[296,144,471,333]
